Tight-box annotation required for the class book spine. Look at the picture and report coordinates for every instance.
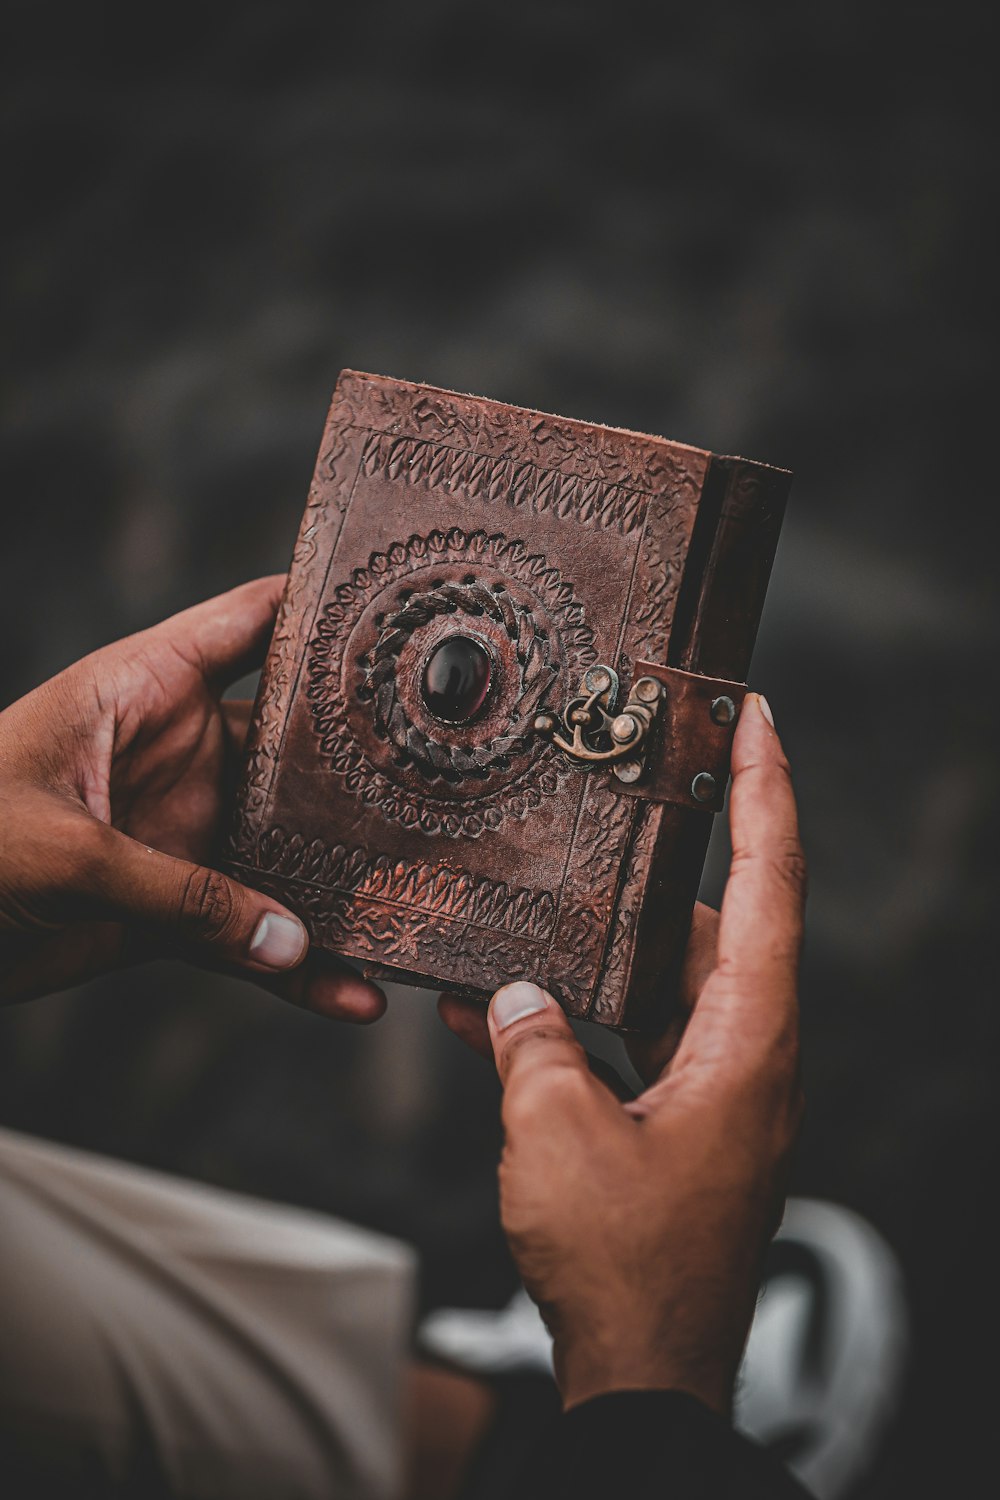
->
[602,456,791,1032]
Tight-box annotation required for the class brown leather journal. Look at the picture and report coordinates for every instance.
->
[227,372,790,1032]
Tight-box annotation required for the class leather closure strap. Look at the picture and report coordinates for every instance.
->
[614,660,747,812]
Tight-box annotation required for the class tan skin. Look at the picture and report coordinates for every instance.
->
[439,692,806,1417]
[0,582,804,1484]
[0,576,385,1018]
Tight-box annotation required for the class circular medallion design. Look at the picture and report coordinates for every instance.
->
[307,527,597,837]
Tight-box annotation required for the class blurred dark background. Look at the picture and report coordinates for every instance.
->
[1,2,997,1494]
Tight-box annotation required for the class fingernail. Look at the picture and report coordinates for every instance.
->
[755,694,775,727]
[249,912,308,969]
[491,981,549,1030]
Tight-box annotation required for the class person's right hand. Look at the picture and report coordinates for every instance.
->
[440,694,806,1415]
[0,578,385,1020]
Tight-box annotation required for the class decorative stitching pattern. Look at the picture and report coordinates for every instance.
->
[306,527,596,837]
[365,578,555,777]
[360,430,648,536]
[245,826,557,942]
[227,374,718,1026]
[228,383,362,862]
[545,778,638,1014]
[350,371,702,493]
[590,799,661,1022]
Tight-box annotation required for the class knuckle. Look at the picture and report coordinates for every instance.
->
[732,839,808,902]
[544,1066,593,1114]
[774,838,808,899]
[502,1055,590,1135]
[501,1025,578,1073]
[179,867,240,942]
[768,1020,802,1086]
[772,1069,805,1159]
[759,1064,804,1162]
[726,1021,801,1114]
[502,1079,548,1136]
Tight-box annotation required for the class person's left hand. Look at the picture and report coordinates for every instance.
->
[0,577,385,1019]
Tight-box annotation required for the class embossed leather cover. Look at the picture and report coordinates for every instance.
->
[227,372,790,1031]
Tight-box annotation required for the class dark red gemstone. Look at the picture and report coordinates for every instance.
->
[421,635,492,723]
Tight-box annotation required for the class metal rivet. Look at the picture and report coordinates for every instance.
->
[584,667,612,692]
[611,713,637,743]
[534,713,557,735]
[691,772,718,803]
[615,758,643,784]
[634,676,662,704]
[710,695,737,726]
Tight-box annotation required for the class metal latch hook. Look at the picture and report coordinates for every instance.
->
[533,665,663,784]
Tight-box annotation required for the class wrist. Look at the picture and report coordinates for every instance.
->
[555,1323,736,1419]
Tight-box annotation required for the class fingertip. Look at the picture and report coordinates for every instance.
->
[351,986,389,1024]
[247,910,309,971]
[438,992,493,1060]
[229,573,287,613]
[437,990,467,1025]
[738,693,774,741]
[306,970,387,1023]
[753,692,774,728]
[731,691,786,775]
[488,981,554,1034]
[165,575,289,686]
[487,983,594,1099]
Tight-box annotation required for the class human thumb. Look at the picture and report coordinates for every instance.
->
[92,825,308,973]
[488,982,592,1101]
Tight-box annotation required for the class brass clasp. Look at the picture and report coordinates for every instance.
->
[533,665,663,784]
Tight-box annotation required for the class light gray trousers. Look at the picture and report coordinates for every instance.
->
[0,1127,415,1499]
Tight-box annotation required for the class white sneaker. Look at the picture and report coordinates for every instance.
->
[737,1198,909,1499]
[420,1283,554,1377]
